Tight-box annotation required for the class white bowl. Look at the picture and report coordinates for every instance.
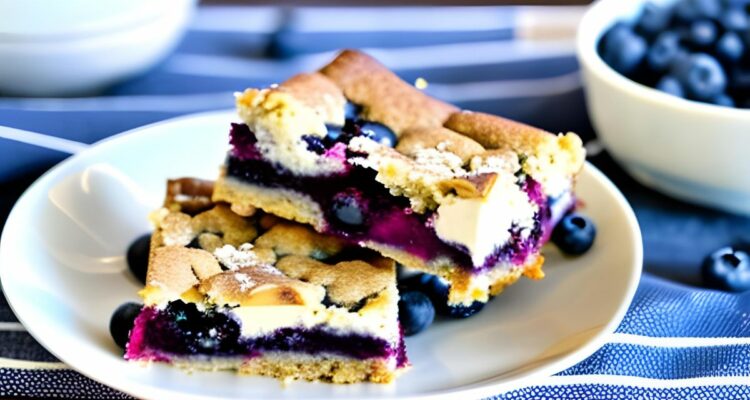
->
[0,0,196,96]
[577,0,750,216]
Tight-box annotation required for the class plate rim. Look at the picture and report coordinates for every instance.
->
[0,110,643,400]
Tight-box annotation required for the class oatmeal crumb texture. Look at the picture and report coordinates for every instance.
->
[141,197,398,309]
[232,49,585,212]
[276,255,395,307]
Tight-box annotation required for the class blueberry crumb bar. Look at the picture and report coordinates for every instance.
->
[212,50,586,307]
[125,178,407,384]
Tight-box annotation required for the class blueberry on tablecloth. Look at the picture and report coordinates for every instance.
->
[702,247,750,292]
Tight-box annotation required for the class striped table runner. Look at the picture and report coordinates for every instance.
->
[1,5,749,399]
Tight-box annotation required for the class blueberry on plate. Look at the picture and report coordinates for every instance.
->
[325,124,344,142]
[551,213,596,256]
[689,20,717,47]
[110,302,143,349]
[672,53,727,100]
[397,272,433,293]
[647,32,682,72]
[421,274,485,318]
[331,192,366,226]
[656,75,686,97]
[716,32,744,62]
[444,300,486,319]
[398,291,435,336]
[601,24,648,76]
[302,135,326,154]
[127,233,151,284]
[359,122,397,148]
[344,101,361,121]
[702,247,750,292]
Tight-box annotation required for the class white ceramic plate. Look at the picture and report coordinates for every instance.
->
[0,111,642,400]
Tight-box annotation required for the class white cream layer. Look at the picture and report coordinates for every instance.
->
[228,286,400,344]
[434,175,537,267]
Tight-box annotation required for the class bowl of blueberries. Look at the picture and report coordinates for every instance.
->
[577,0,750,216]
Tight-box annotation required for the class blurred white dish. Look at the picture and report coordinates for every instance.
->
[0,111,642,399]
[0,0,195,96]
[577,0,750,216]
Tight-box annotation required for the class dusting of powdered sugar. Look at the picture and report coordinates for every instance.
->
[214,243,260,270]
[214,243,283,274]
[234,273,255,291]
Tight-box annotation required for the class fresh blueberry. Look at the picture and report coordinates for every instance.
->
[669,49,692,70]
[674,0,700,22]
[445,301,486,319]
[672,53,727,100]
[398,291,435,336]
[710,93,735,106]
[689,20,718,47]
[165,301,242,354]
[716,32,744,62]
[702,247,750,292]
[325,124,344,142]
[301,135,326,154]
[690,0,722,19]
[720,7,749,31]
[419,274,449,305]
[601,25,648,75]
[331,192,365,226]
[656,75,686,97]
[127,234,151,284]
[729,66,750,93]
[637,2,672,38]
[359,122,397,147]
[722,0,750,6]
[398,272,433,293]
[421,274,485,318]
[110,302,143,349]
[344,102,361,120]
[647,32,682,72]
[551,213,597,255]
[600,23,631,50]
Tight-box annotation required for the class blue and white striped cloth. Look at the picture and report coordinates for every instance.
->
[1,5,750,399]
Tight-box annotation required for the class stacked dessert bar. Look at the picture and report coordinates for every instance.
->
[213,50,585,307]
[126,178,407,383]
[123,50,585,383]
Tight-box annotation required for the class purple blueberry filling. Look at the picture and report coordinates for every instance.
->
[126,301,405,366]
[227,123,557,272]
